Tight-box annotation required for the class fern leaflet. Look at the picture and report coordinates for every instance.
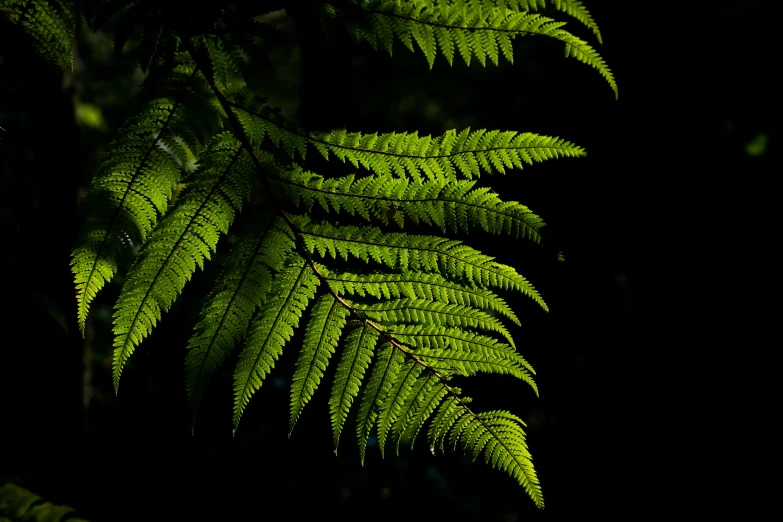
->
[186,215,295,428]
[233,256,320,432]
[289,293,350,434]
[0,0,74,70]
[112,132,255,391]
[329,321,380,452]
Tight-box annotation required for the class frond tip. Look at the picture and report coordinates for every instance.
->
[429,403,544,508]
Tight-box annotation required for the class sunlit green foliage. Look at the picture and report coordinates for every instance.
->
[7,0,616,509]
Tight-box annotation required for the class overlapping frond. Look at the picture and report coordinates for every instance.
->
[321,269,521,326]
[233,256,320,431]
[375,359,425,455]
[289,294,350,434]
[355,342,403,463]
[388,324,537,394]
[276,168,546,240]
[329,321,380,451]
[71,58,224,336]
[356,298,516,347]
[0,0,74,70]
[335,0,616,96]
[45,0,612,508]
[227,95,584,180]
[112,133,255,391]
[186,215,296,427]
[296,219,548,311]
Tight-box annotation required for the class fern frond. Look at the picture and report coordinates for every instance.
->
[329,321,380,452]
[297,219,548,311]
[233,256,320,432]
[315,127,585,181]
[202,35,247,92]
[376,359,425,456]
[71,60,222,336]
[390,324,537,394]
[398,377,449,450]
[322,270,521,326]
[226,96,584,180]
[355,342,403,463]
[112,133,256,391]
[186,215,296,429]
[462,0,602,43]
[424,391,543,506]
[289,293,350,434]
[337,0,616,96]
[276,168,546,240]
[356,298,516,347]
[1,0,74,70]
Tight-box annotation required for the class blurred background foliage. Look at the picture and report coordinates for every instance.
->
[0,1,775,519]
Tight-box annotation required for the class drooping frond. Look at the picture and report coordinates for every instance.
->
[329,321,380,451]
[31,0,614,508]
[429,403,544,508]
[460,0,602,43]
[388,324,537,394]
[275,168,546,241]
[233,256,320,432]
[112,133,256,391]
[355,342,403,463]
[334,0,616,97]
[296,219,548,311]
[289,293,350,434]
[71,59,224,336]
[186,215,296,428]
[322,269,521,326]
[226,95,584,180]
[0,0,74,70]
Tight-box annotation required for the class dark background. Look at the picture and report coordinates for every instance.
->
[0,1,773,519]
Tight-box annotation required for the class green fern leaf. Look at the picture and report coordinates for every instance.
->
[428,391,469,453]
[357,298,516,348]
[398,378,449,450]
[376,359,424,456]
[275,168,547,240]
[355,342,403,463]
[186,215,295,429]
[329,322,380,452]
[296,219,548,311]
[289,293,350,435]
[225,98,584,180]
[233,256,320,432]
[112,133,255,391]
[339,0,616,96]
[390,324,537,394]
[70,61,212,336]
[1,0,74,70]
[466,0,603,43]
[322,270,521,326]
[445,409,544,508]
